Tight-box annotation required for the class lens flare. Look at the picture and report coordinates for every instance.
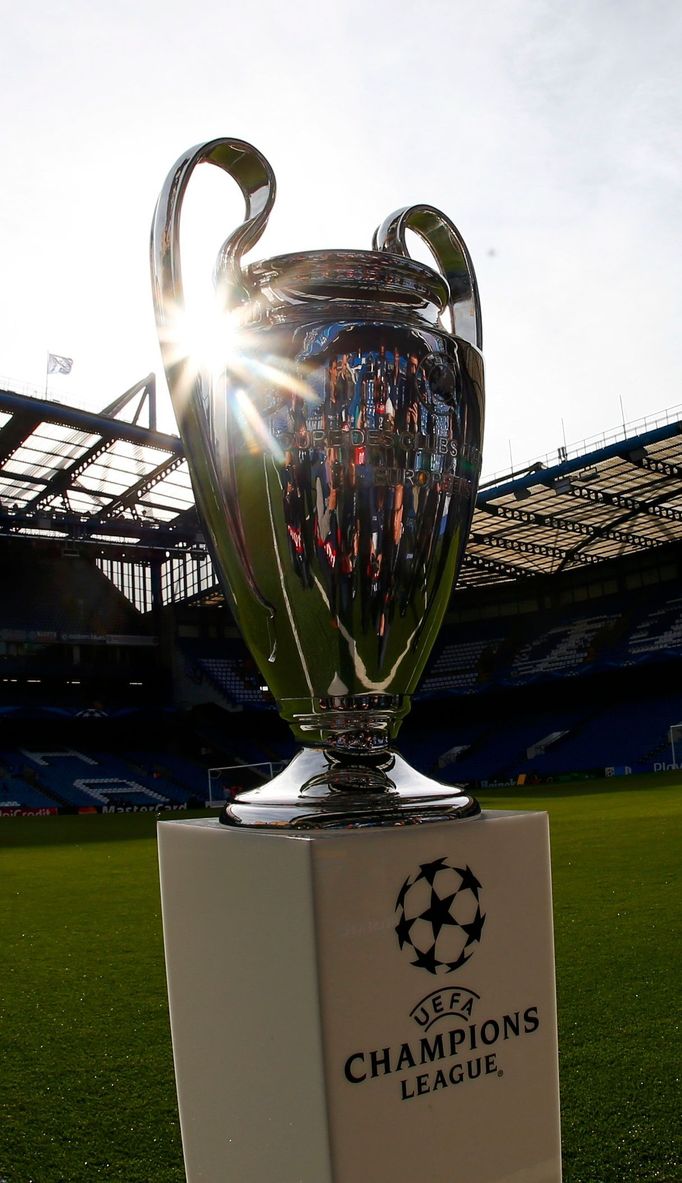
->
[234,387,284,461]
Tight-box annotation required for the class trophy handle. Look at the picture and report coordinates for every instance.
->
[151,137,276,319]
[150,140,278,640]
[372,205,482,349]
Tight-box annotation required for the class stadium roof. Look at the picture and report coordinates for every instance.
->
[0,378,199,555]
[462,414,682,587]
[0,378,681,586]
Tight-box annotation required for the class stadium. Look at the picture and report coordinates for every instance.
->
[2,375,679,1182]
[1,376,682,805]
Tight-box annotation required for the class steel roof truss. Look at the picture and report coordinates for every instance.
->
[92,454,186,524]
[562,480,682,523]
[622,450,682,480]
[24,437,114,510]
[553,482,682,573]
[470,530,610,568]
[0,413,42,465]
[478,501,663,552]
[463,552,534,580]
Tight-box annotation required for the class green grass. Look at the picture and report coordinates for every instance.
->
[1,776,680,1182]
[481,775,681,1183]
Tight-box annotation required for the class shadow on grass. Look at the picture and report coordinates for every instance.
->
[0,808,220,849]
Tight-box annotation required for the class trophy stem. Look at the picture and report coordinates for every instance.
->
[219,748,480,829]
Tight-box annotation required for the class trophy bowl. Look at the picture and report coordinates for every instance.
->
[151,138,484,827]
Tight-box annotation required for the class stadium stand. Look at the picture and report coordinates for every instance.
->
[180,639,270,707]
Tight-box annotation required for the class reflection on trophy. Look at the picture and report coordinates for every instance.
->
[154,139,561,1183]
[151,138,485,826]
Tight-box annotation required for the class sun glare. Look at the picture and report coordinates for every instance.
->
[158,272,315,458]
[173,294,238,379]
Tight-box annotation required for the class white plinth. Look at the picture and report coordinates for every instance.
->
[158,810,561,1183]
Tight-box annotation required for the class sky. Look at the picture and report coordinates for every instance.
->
[0,0,680,476]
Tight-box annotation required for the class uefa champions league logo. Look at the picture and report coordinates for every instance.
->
[395,858,486,975]
[343,857,542,1101]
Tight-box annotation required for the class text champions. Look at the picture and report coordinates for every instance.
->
[343,1006,540,1102]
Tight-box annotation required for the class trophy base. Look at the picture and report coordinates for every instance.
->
[219,748,480,829]
[157,807,562,1183]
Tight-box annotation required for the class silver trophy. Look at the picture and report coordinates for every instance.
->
[151,138,484,827]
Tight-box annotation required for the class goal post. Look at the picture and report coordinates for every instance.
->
[206,760,287,808]
[668,723,682,770]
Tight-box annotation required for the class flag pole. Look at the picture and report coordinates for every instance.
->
[45,353,49,399]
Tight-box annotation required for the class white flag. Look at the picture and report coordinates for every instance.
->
[47,353,73,375]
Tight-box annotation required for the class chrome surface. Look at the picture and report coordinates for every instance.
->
[221,749,480,829]
[151,137,484,824]
[373,204,483,350]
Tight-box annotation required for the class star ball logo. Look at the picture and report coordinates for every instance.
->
[395,858,486,975]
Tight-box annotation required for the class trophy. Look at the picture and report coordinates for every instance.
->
[153,140,561,1183]
[151,137,485,828]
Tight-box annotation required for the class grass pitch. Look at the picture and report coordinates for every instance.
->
[1,774,680,1183]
